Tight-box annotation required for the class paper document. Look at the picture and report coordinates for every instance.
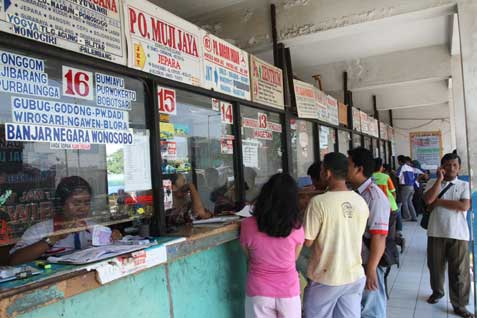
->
[235,205,253,218]
[47,244,155,265]
[192,216,240,225]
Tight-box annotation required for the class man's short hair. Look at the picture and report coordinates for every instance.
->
[323,152,348,180]
[441,153,461,166]
[397,155,406,163]
[348,147,375,178]
[307,162,321,180]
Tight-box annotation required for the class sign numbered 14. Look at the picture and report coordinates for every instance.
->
[158,86,177,115]
[220,101,233,125]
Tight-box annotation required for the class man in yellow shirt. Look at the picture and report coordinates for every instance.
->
[303,152,369,318]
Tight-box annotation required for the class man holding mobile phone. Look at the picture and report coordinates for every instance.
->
[423,153,472,318]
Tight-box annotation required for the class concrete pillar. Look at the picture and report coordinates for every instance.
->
[457,1,477,184]
[451,55,469,175]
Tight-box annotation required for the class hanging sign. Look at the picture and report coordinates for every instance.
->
[352,107,361,132]
[220,135,234,154]
[201,32,250,100]
[250,55,284,109]
[338,102,348,126]
[360,111,369,135]
[124,0,202,86]
[0,0,126,64]
[258,112,268,129]
[380,122,388,140]
[254,130,272,140]
[220,101,234,125]
[315,89,328,122]
[157,87,177,115]
[294,80,318,120]
[371,118,379,138]
[242,117,259,129]
[326,95,339,126]
[410,131,442,170]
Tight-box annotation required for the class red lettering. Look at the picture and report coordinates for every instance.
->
[128,8,137,34]
[91,0,117,13]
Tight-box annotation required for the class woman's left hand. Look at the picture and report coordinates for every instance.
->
[111,229,123,241]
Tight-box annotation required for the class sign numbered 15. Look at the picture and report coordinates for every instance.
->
[158,86,177,115]
[62,66,94,100]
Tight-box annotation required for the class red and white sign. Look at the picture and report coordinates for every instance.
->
[201,32,250,100]
[220,101,234,124]
[315,89,328,122]
[220,135,234,154]
[250,55,284,109]
[243,117,259,128]
[360,111,369,135]
[158,87,176,115]
[270,123,282,133]
[124,0,202,86]
[258,112,268,129]
[294,80,318,120]
[380,122,388,140]
[211,98,220,111]
[326,95,339,126]
[62,66,94,100]
[254,130,273,140]
[352,107,361,132]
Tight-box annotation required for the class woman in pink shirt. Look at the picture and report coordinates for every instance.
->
[240,173,305,318]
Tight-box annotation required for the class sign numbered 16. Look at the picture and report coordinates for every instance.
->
[158,86,177,115]
[62,66,94,100]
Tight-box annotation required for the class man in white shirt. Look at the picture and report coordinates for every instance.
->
[423,153,472,318]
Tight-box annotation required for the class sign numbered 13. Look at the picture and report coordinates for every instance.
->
[62,66,94,100]
[220,101,233,125]
[158,86,177,115]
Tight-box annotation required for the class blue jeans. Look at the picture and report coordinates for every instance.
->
[361,266,386,318]
[396,203,403,232]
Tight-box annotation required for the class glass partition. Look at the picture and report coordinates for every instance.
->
[319,126,336,160]
[240,106,283,201]
[290,119,315,181]
[338,130,351,155]
[352,133,362,148]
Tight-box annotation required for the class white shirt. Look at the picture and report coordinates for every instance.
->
[10,219,94,255]
[425,178,470,241]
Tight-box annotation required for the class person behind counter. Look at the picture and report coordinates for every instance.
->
[240,173,304,318]
[9,176,122,265]
[165,173,213,227]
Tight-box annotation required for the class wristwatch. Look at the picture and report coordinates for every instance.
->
[43,237,55,248]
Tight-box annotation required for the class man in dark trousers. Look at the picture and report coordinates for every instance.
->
[423,153,472,318]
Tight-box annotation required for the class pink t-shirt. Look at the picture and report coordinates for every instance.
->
[240,217,305,298]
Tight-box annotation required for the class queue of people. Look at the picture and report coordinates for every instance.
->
[240,148,473,318]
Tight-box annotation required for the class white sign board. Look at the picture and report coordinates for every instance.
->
[0,0,126,64]
[124,0,202,86]
[250,55,284,109]
[326,95,339,126]
[315,89,328,122]
[294,80,318,119]
[124,132,152,192]
[352,107,361,132]
[202,32,250,100]
[380,122,388,140]
[360,111,369,135]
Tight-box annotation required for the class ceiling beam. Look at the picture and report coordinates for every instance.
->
[351,76,450,92]
[378,101,449,111]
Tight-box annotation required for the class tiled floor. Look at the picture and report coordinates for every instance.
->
[386,219,475,318]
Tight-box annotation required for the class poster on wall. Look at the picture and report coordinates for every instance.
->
[124,0,202,86]
[360,111,369,135]
[315,89,328,122]
[294,80,318,119]
[410,131,442,171]
[352,107,361,132]
[338,102,348,126]
[250,55,284,109]
[326,95,339,126]
[201,32,250,100]
[0,0,126,64]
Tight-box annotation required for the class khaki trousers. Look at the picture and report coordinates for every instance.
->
[427,236,471,309]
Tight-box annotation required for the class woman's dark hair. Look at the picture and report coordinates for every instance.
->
[348,147,375,178]
[55,176,92,209]
[253,173,301,238]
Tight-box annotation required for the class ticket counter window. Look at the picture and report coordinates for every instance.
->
[240,106,283,201]
[290,119,315,181]
[363,137,371,151]
[160,90,238,227]
[319,126,335,160]
[338,130,351,155]
[353,134,362,148]
[0,48,153,257]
